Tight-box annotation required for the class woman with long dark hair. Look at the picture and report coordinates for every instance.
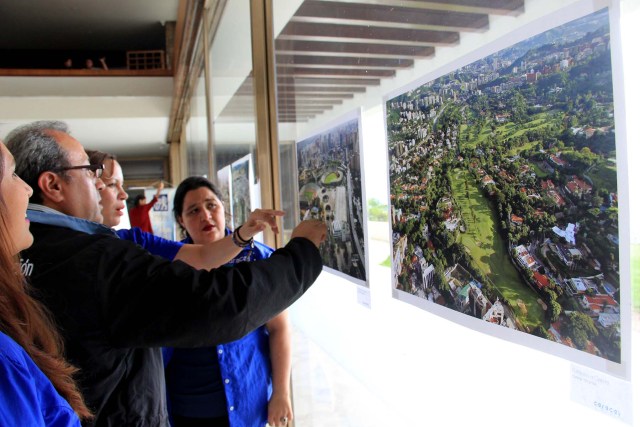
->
[166,176,293,427]
[0,141,91,425]
[87,153,293,426]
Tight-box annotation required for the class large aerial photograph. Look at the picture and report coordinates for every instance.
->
[387,8,621,363]
[297,116,368,286]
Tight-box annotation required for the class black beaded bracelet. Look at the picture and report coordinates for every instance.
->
[232,226,254,248]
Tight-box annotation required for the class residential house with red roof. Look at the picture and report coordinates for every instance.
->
[541,179,555,190]
[482,175,495,186]
[580,294,619,317]
[565,176,592,197]
[511,214,524,227]
[549,154,568,168]
[533,271,550,289]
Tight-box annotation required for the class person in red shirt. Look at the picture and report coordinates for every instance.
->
[129,181,163,233]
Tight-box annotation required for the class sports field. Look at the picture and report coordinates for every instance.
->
[324,172,341,184]
[451,168,545,330]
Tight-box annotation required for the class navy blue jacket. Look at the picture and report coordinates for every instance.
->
[22,208,322,427]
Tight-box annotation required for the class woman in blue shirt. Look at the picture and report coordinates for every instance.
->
[89,152,291,426]
[0,142,91,426]
[165,176,293,427]
[88,150,283,268]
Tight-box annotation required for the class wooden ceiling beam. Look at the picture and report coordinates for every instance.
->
[309,0,524,16]
[293,0,489,32]
[276,54,413,68]
[279,22,459,46]
[228,98,342,106]
[277,77,380,86]
[222,107,333,115]
[277,92,355,100]
[275,40,434,59]
[276,66,396,77]
[278,85,368,93]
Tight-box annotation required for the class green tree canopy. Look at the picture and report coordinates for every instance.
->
[562,311,598,350]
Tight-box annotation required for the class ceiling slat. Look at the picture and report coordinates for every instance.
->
[309,0,524,16]
[277,77,380,86]
[276,54,413,68]
[276,67,396,78]
[278,85,368,93]
[275,40,435,58]
[280,22,459,46]
[277,93,355,100]
[293,0,489,32]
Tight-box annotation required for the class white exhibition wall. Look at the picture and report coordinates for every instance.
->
[288,0,639,425]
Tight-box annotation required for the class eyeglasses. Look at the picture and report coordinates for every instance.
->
[55,164,104,178]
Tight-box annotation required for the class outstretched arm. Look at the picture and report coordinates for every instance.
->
[173,209,285,269]
[106,234,324,347]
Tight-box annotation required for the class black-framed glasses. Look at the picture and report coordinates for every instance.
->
[55,164,104,178]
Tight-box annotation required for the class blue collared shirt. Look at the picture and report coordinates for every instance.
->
[163,231,275,426]
[27,204,117,237]
[116,227,183,261]
[0,332,81,427]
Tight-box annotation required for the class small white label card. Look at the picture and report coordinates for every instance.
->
[570,364,633,425]
[357,287,371,309]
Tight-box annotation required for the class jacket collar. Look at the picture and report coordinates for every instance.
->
[27,203,118,237]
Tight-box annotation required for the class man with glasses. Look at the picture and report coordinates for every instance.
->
[5,121,327,426]
[58,163,105,176]
[9,123,106,224]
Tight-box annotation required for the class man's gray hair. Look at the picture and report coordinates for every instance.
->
[5,121,72,204]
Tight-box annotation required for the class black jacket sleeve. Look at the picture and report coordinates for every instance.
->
[96,236,322,347]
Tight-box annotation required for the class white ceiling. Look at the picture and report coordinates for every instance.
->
[0,76,174,157]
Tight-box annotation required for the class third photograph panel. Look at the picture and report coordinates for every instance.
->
[297,112,369,287]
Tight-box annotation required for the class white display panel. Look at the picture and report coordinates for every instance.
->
[296,111,370,289]
[217,165,233,229]
[287,1,638,425]
[385,5,629,378]
[230,153,253,229]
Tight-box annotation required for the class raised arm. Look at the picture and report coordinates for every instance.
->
[153,181,164,198]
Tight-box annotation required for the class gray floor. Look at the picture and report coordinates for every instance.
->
[290,326,414,427]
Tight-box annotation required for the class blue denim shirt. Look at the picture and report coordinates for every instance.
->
[163,231,275,426]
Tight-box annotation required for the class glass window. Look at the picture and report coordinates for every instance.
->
[185,48,208,177]
[207,0,260,229]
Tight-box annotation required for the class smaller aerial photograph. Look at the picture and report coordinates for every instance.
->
[297,116,368,286]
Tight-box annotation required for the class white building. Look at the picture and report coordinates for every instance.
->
[393,235,408,282]
[420,260,435,290]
